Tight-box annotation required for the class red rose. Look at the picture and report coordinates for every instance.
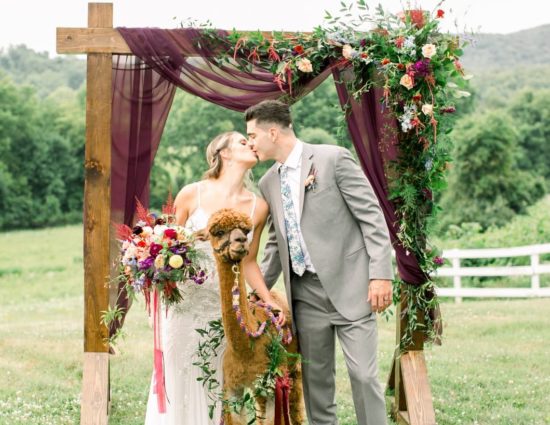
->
[150,243,163,256]
[381,58,391,66]
[397,63,405,70]
[137,240,146,248]
[361,52,369,59]
[164,228,177,240]
[412,93,422,102]
[436,9,445,19]
[293,45,304,55]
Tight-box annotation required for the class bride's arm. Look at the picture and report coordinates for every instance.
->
[242,198,286,325]
[174,183,196,225]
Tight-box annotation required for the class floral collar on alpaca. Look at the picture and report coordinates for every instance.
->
[304,163,317,192]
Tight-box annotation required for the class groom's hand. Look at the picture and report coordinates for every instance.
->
[368,279,393,313]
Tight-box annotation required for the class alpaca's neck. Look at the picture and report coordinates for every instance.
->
[215,257,256,353]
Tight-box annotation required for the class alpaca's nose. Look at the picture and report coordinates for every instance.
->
[231,229,248,244]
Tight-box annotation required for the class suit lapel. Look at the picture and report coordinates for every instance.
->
[299,143,314,218]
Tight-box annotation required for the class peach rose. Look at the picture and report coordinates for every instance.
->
[297,58,313,73]
[400,74,414,90]
[422,43,437,59]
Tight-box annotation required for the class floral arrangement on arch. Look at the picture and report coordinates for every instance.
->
[202,0,471,346]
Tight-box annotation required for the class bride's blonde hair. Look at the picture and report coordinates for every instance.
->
[202,131,254,188]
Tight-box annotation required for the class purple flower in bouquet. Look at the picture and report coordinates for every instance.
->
[413,58,431,77]
[434,256,445,266]
[170,244,188,255]
[192,270,207,285]
[139,256,154,270]
[150,243,163,256]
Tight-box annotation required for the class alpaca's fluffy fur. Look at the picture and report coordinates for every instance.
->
[207,208,305,425]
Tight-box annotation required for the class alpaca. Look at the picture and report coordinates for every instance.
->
[207,208,305,425]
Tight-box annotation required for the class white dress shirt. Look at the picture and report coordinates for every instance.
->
[278,141,316,273]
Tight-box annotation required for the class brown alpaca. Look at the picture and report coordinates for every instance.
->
[207,208,305,425]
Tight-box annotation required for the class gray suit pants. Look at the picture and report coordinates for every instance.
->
[291,271,387,425]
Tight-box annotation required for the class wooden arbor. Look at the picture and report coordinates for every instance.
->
[56,3,435,424]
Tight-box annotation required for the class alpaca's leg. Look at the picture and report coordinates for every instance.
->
[256,396,271,425]
[290,365,306,425]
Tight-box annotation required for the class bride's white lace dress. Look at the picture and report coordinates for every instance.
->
[145,183,256,425]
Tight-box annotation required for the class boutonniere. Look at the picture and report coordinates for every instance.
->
[304,164,317,192]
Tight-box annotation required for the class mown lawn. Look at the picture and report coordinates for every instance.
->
[1,225,549,424]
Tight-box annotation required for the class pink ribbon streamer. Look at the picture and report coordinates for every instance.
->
[153,289,167,413]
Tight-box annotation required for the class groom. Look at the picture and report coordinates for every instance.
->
[245,100,394,425]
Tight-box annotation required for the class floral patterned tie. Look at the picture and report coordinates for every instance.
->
[279,165,306,276]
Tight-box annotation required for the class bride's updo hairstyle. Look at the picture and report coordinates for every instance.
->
[203,131,239,179]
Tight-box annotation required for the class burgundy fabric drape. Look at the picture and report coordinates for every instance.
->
[332,67,427,285]
[117,27,333,112]
[110,55,176,336]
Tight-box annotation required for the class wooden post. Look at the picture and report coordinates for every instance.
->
[386,287,436,425]
[80,3,112,424]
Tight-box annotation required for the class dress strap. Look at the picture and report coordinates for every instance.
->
[250,193,257,218]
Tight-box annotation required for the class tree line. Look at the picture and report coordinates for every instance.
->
[1,45,549,234]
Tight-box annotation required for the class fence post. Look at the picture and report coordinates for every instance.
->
[452,255,462,303]
[531,253,540,296]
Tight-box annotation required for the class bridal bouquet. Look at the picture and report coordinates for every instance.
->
[115,197,208,307]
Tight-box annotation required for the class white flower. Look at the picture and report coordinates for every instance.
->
[422,104,434,115]
[422,43,437,59]
[404,36,416,49]
[142,226,153,236]
[342,44,356,60]
[296,58,313,73]
[153,225,167,236]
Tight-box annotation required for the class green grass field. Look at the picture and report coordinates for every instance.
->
[1,225,549,424]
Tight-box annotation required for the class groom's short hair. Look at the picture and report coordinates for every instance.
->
[244,100,292,128]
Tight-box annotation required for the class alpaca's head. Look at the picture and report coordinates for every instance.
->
[207,208,253,263]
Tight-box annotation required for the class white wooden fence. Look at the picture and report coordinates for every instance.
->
[435,243,550,303]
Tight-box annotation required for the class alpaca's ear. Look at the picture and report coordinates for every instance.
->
[194,229,210,241]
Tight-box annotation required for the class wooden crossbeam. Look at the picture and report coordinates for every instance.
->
[56,27,312,55]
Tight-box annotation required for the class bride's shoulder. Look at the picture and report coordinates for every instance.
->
[174,181,200,206]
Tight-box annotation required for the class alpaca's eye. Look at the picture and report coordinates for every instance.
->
[215,230,224,238]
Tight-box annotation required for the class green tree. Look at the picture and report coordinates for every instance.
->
[439,110,546,231]
[508,90,550,181]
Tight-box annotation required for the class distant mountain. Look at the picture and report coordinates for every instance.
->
[461,24,550,73]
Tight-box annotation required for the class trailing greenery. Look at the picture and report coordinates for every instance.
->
[193,319,300,423]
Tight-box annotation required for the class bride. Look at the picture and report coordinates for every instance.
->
[145,131,285,424]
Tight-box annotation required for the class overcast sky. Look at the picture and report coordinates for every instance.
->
[1,0,549,57]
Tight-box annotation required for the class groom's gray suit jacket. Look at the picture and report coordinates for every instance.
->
[259,142,394,322]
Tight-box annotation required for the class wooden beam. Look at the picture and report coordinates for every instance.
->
[80,353,109,424]
[57,27,131,54]
[83,1,112,354]
[400,351,436,425]
[57,26,313,55]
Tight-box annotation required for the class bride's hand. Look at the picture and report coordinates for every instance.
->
[265,300,286,327]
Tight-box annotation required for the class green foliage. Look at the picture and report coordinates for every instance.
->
[0,75,85,230]
[439,109,546,231]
